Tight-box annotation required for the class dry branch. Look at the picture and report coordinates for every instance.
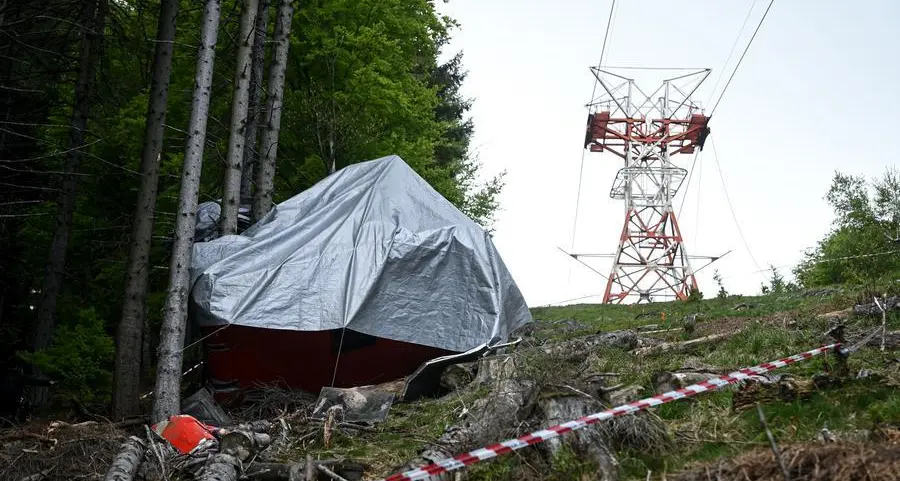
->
[632,332,734,356]
[243,460,366,481]
[756,405,790,481]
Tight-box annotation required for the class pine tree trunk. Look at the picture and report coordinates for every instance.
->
[251,0,294,222]
[32,0,106,397]
[151,0,222,424]
[219,0,258,236]
[112,0,179,420]
[239,0,270,200]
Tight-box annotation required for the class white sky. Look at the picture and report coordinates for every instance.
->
[434,0,900,307]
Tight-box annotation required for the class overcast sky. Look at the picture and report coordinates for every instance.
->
[433,0,900,307]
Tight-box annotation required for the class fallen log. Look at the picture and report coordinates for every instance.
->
[542,330,639,362]
[632,332,735,356]
[103,436,145,481]
[197,453,240,481]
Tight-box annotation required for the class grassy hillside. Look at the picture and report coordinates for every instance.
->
[277,288,900,480]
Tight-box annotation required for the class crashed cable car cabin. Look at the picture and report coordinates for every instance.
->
[188,155,531,400]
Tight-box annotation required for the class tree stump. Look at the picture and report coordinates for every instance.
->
[539,395,618,480]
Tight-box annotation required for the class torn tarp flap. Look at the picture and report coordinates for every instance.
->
[189,155,532,353]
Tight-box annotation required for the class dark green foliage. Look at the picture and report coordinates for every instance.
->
[0,0,501,409]
[19,308,115,406]
[686,286,703,302]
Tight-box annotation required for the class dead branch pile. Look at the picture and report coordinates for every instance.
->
[229,384,318,421]
[0,420,128,481]
[669,442,900,481]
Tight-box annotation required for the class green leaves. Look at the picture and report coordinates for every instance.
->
[795,168,900,287]
[20,308,115,406]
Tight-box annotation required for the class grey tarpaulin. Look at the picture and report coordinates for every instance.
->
[189,155,531,353]
[194,200,252,242]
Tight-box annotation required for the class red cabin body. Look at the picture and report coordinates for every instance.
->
[202,325,451,402]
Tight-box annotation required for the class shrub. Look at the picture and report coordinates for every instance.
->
[20,307,115,407]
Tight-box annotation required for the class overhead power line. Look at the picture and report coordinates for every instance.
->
[709,0,775,117]
[706,0,758,108]
[569,0,618,252]
[710,137,762,272]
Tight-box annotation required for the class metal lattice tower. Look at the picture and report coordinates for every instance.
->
[581,68,712,304]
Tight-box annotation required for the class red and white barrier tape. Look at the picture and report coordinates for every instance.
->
[378,343,841,481]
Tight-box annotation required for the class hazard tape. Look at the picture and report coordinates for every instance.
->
[377,343,841,481]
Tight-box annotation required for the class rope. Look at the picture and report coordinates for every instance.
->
[719,247,900,282]
[377,342,841,481]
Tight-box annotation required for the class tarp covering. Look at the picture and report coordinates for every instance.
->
[189,155,531,353]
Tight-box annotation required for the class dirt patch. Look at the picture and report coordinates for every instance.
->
[0,421,128,481]
[670,442,900,481]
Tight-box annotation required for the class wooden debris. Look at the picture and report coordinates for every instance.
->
[817,307,853,320]
[732,376,821,412]
[542,330,639,362]
[755,404,791,481]
[633,332,735,356]
[243,460,366,481]
[317,463,350,481]
[243,462,300,481]
[473,354,520,385]
[197,453,239,481]
[854,296,899,316]
[669,442,900,481]
[305,455,315,481]
[603,384,644,406]
[103,436,145,481]
[396,377,539,475]
[651,370,722,394]
[19,467,55,481]
[219,429,272,461]
[539,394,618,480]
[322,405,343,449]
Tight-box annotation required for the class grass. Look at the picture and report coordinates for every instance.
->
[279,289,900,480]
[529,289,852,333]
[521,289,900,480]
[277,386,489,475]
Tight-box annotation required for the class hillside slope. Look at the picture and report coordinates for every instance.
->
[285,288,900,480]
